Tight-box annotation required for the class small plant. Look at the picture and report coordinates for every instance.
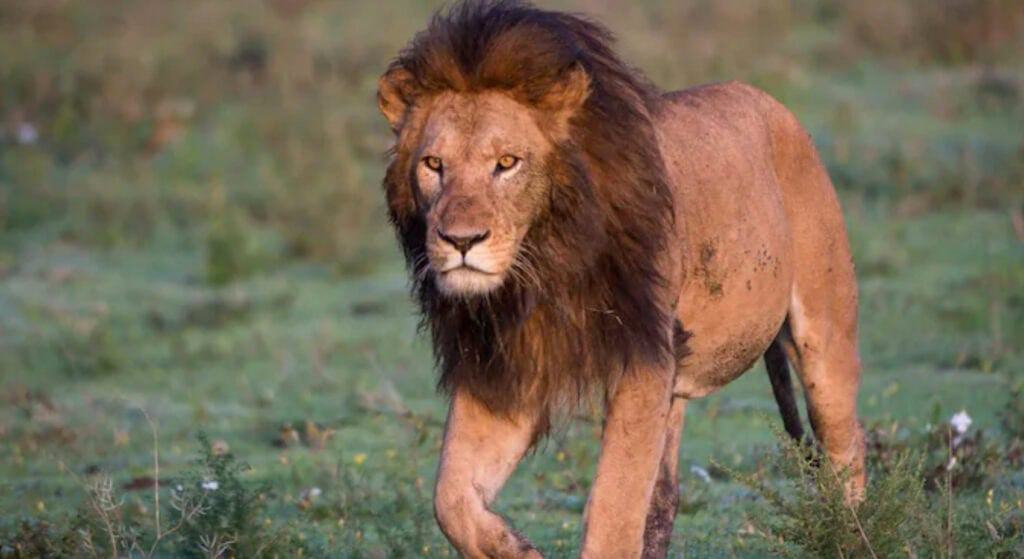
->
[1000,386,1024,440]
[0,432,309,558]
[172,432,306,558]
[301,449,446,557]
[735,425,1024,558]
[868,409,1015,492]
[730,434,926,558]
[205,209,277,286]
[0,518,91,558]
[26,310,122,379]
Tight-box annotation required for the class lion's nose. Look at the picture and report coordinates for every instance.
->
[438,228,491,255]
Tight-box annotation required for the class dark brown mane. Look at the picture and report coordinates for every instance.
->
[382,0,677,418]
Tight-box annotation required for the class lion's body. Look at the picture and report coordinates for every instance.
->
[661,83,796,396]
[377,3,864,558]
[658,82,858,400]
[637,84,865,554]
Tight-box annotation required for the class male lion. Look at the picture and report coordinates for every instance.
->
[377,2,865,557]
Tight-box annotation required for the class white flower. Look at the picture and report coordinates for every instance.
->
[16,123,38,145]
[308,487,322,498]
[950,410,972,435]
[201,480,219,491]
[690,465,712,484]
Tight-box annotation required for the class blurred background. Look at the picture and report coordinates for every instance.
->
[1,1,1022,557]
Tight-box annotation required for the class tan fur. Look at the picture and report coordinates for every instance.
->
[377,4,864,557]
[654,82,867,551]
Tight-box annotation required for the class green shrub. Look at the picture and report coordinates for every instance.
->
[0,433,312,558]
[172,433,294,558]
[734,428,1024,558]
[867,410,1017,492]
[205,209,280,286]
[320,464,442,557]
[16,309,123,379]
[731,436,927,557]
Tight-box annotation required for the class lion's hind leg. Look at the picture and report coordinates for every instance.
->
[769,98,866,502]
[778,311,865,502]
[777,262,866,502]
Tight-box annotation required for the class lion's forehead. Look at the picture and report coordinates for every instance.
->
[419,91,548,160]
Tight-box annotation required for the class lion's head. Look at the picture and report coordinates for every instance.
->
[378,0,676,415]
[379,84,587,296]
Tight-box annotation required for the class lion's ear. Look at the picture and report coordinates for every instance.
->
[378,65,417,133]
[538,63,591,122]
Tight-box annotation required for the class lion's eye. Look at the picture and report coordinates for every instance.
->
[495,155,519,172]
[424,156,443,172]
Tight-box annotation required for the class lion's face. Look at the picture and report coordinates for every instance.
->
[409,91,555,296]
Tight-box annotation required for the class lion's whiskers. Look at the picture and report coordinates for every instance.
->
[510,242,543,291]
[411,252,433,283]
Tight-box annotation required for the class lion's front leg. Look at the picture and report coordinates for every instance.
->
[435,388,544,559]
[581,360,674,558]
[641,396,687,559]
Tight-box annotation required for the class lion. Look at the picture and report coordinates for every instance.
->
[376,2,865,557]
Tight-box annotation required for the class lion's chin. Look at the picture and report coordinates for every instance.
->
[435,267,505,297]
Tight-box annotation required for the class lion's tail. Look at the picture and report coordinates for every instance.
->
[764,340,806,442]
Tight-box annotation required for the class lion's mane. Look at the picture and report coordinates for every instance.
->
[383,0,679,417]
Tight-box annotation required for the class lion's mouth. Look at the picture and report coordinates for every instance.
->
[435,263,505,296]
[440,263,498,276]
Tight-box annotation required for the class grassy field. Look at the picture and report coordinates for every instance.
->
[2,1,1023,557]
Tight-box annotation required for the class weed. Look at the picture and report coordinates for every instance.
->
[867,409,1016,492]
[0,432,310,558]
[16,307,123,379]
[729,434,925,558]
[171,432,307,558]
[735,427,1024,558]
[1000,387,1024,440]
[205,209,279,286]
[298,456,447,558]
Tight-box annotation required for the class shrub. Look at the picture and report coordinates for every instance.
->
[735,427,1024,558]
[0,433,311,558]
[205,208,280,286]
[731,436,927,557]
[867,410,1017,492]
[171,432,299,552]
[15,306,123,379]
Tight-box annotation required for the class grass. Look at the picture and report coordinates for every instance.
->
[2,209,1020,556]
[2,0,1023,556]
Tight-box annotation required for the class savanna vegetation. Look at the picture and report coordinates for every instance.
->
[1,0,1022,556]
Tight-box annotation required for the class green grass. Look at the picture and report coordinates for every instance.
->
[1,0,1023,556]
[2,208,1021,556]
